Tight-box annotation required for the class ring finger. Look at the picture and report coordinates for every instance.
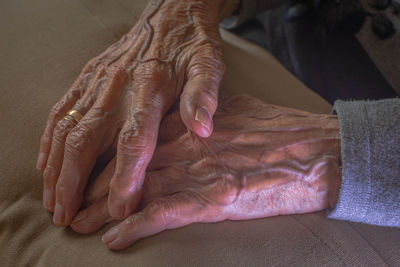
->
[42,67,106,212]
[37,60,97,172]
[42,103,91,211]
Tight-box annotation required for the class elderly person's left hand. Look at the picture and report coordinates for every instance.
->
[71,95,342,250]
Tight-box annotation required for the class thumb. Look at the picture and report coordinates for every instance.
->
[180,46,225,138]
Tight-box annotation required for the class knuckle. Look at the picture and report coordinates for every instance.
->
[65,126,93,155]
[189,51,225,83]
[84,58,99,72]
[53,119,73,141]
[134,62,170,86]
[119,120,156,150]
[180,89,197,108]
[42,102,65,142]
[107,64,128,86]
[124,211,146,226]
[201,85,219,102]
[119,128,139,147]
[44,103,64,132]
[149,199,175,227]
[49,102,63,119]
[106,64,123,76]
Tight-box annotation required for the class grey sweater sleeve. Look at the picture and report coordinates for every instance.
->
[328,99,400,227]
[221,0,285,28]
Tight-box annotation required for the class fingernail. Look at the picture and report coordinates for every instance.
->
[195,107,212,132]
[72,210,87,224]
[37,153,46,170]
[43,189,52,210]
[102,227,119,244]
[53,203,65,225]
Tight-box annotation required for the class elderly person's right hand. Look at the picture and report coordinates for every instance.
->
[37,0,240,226]
[71,95,342,250]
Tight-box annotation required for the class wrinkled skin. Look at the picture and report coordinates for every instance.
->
[37,0,239,225]
[71,95,342,250]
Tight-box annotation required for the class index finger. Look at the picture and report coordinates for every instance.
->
[103,192,202,250]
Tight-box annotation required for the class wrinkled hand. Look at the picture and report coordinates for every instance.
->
[71,95,342,250]
[36,0,240,225]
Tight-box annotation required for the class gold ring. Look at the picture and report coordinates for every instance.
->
[63,109,83,124]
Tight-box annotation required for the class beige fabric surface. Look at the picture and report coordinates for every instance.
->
[1,0,399,266]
